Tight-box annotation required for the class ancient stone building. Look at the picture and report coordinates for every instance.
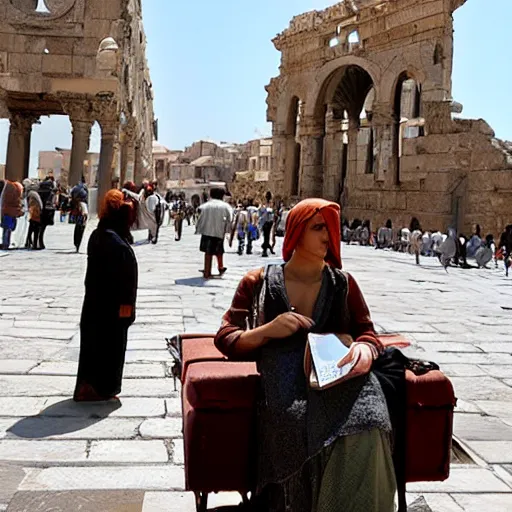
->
[266,0,512,235]
[230,138,273,202]
[0,0,155,203]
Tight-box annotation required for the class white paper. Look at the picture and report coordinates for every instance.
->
[308,333,354,388]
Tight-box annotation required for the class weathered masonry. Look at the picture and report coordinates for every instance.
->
[266,0,512,235]
[0,0,155,202]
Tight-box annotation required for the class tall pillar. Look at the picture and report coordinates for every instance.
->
[60,99,94,188]
[120,123,134,186]
[322,107,343,201]
[5,113,39,182]
[371,102,395,184]
[298,116,325,197]
[270,124,287,198]
[97,120,117,206]
[134,142,143,185]
[340,117,360,207]
[69,119,93,187]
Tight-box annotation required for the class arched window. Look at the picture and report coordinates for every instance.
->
[347,30,360,52]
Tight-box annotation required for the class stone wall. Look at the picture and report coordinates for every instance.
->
[266,0,512,236]
[0,0,155,197]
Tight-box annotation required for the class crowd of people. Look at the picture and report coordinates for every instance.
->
[0,176,85,251]
[6,181,504,510]
[3,173,511,280]
[344,217,512,275]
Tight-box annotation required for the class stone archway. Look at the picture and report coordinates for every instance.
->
[298,64,376,201]
[305,55,381,119]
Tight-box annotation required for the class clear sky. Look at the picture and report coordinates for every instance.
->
[0,0,510,173]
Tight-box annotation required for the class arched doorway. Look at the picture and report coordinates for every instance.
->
[316,65,375,202]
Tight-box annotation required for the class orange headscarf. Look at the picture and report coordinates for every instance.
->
[283,198,342,269]
[99,189,134,223]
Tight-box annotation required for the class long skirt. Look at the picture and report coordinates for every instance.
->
[74,322,129,399]
[257,429,397,512]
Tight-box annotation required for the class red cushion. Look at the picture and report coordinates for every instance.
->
[181,337,225,380]
[185,361,259,410]
[182,385,257,492]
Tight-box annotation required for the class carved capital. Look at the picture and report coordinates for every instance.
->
[60,97,95,123]
[9,112,40,134]
[93,94,118,119]
[92,96,119,137]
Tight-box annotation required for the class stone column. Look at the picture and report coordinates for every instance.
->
[69,119,93,187]
[298,116,325,197]
[134,143,143,185]
[5,113,39,182]
[60,99,94,188]
[371,102,395,184]
[322,108,343,201]
[97,120,118,206]
[120,124,134,186]
[93,98,119,205]
[339,117,360,207]
[270,124,288,199]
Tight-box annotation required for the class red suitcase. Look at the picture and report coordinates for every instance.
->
[406,367,456,482]
[172,334,456,511]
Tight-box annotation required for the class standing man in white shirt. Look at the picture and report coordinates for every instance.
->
[195,188,232,279]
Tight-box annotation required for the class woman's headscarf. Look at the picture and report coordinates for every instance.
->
[99,189,135,239]
[283,198,342,269]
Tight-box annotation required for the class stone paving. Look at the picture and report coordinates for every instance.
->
[0,219,512,511]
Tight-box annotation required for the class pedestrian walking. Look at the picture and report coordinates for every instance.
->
[231,200,253,256]
[37,176,57,250]
[74,189,138,402]
[409,218,423,265]
[25,180,43,250]
[0,180,24,250]
[70,178,89,252]
[259,202,275,258]
[146,186,163,244]
[172,194,186,241]
[195,187,232,279]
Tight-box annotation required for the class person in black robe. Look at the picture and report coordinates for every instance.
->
[74,189,138,402]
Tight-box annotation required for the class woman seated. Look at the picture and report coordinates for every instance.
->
[215,199,396,512]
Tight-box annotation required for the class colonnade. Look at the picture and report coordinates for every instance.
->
[3,98,146,204]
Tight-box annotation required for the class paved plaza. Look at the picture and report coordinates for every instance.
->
[0,220,512,511]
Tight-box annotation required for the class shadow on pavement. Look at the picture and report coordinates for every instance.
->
[7,398,122,439]
[175,277,210,287]
[133,239,150,247]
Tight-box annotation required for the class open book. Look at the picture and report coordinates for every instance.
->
[308,333,355,389]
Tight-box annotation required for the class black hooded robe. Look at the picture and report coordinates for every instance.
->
[74,226,138,399]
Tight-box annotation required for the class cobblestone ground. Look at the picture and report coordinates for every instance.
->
[0,219,511,511]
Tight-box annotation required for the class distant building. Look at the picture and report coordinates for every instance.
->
[0,164,5,180]
[150,137,275,203]
[230,138,273,203]
[38,150,100,188]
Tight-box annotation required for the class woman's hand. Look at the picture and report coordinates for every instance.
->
[264,312,314,340]
[336,342,375,380]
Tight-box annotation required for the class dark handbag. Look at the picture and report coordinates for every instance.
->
[373,348,456,512]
